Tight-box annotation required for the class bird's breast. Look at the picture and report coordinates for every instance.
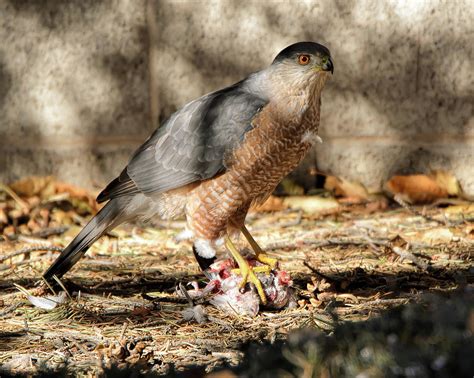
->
[226,100,320,201]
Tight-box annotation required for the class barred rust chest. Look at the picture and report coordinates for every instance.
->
[187,96,321,239]
[229,100,320,200]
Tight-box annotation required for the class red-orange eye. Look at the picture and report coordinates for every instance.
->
[298,54,310,65]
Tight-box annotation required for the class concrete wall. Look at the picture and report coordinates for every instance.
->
[1,0,473,194]
[0,0,149,188]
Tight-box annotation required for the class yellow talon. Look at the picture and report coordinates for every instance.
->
[255,253,278,270]
[231,265,272,275]
[225,235,268,305]
[225,226,280,305]
[241,225,278,269]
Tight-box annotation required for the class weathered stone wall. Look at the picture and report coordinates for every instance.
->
[1,0,473,194]
[0,0,149,188]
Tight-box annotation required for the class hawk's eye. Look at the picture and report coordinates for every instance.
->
[298,54,311,65]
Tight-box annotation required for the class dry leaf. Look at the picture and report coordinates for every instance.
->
[297,299,307,308]
[444,204,474,214]
[430,170,462,196]
[364,197,389,213]
[390,235,409,249]
[9,176,99,211]
[3,225,15,237]
[131,306,151,317]
[421,228,454,245]
[314,278,333,292]
[0,208,9,224]
[385,174,448,204]
[324,176,370,201]
[9,176,56,198]
[309,297,323,308]
[250,195,287,212]
[283,196,339,213]
[252,195,340,214]
[385,170,463,204]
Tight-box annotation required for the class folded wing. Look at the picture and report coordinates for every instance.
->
[98,83,267,203]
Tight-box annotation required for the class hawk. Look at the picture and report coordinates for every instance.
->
[43,41,334,304]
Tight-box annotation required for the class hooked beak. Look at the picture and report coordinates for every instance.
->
[322,56,334,74]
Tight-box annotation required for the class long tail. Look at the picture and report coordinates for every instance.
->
[43,197,129,283]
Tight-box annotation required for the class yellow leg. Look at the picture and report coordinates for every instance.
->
[225,235,267,305]
[241,225,278,269]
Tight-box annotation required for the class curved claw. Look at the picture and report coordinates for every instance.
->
[225,235,268,305]
[232,265,268,305]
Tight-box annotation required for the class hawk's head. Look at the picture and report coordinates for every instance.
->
[265,41,333,100]
[272,41,333,74]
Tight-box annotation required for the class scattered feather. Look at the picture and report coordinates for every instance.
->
[14,284,67,310]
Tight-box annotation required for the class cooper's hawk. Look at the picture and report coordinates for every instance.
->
[43,41,334,304]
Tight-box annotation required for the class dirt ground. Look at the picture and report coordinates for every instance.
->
[0,198,473,376]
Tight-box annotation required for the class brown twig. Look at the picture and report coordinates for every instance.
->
[360,298,411,307]
[32,226,69,238]
[0,303,21,318]
[393,194,449,226]
[389,245,430,271]
[0,245,63,263]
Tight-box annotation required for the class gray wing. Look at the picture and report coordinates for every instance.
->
[97,83,267,202]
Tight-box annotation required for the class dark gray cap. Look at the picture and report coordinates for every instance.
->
[273,41,331,63]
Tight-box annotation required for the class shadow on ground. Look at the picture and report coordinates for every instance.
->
[1,290,472,377]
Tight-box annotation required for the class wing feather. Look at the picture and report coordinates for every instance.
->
[97,82,267,201]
